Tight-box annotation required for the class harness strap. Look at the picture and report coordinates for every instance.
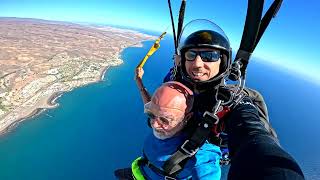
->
[137,156,178,180]
[162,116,215,175]
[132,157,146,180]
[211,106,231,135]
[217,106,231,119]
[235,0,283,78]
[161,90,246,176]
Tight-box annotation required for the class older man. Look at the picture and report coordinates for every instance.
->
[140,81,221,179]
[115,81,221,179]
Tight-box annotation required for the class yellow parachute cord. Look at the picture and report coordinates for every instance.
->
[131,157,146,180]
[136,31,167,68]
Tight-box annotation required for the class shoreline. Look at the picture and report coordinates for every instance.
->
[0,108,46,136]
[0,91,63,136]
[47,91,64,106]
[0,62,114,136]
[100,66,110,81]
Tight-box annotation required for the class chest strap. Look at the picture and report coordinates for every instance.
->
[162,100,239,176]
[162,112,219,176]
[138,156,180,180]
[161,89,246,176]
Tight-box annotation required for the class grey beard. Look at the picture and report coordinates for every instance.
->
[152,129,175,140]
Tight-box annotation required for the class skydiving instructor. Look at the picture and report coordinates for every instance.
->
[135,19,305,179]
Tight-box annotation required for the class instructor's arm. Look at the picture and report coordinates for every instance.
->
[226,96,304,180]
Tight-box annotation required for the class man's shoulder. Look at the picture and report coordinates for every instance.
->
[238,97,256,108]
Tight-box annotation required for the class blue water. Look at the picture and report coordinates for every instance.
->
[0,36,319,180]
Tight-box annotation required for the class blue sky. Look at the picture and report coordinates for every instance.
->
[1,0,319,84]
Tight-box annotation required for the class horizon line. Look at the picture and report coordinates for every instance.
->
[2,16,319,88]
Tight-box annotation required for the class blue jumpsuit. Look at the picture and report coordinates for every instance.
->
[142,133,222,180]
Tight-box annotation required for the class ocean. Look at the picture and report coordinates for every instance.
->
[0,35,319,180]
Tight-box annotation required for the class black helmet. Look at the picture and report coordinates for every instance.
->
[178,19,232,87]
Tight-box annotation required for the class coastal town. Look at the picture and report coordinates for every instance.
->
[0,17,154,134]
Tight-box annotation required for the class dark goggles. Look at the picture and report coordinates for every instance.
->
[184,50,221,62]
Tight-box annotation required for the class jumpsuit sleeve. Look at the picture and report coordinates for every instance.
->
[225,96,305,180]
[191,143,222,180]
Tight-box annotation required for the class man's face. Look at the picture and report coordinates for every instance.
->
[184,48,221,82]
[145,108,186,140]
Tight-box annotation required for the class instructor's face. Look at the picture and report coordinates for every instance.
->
[184,48,221,82]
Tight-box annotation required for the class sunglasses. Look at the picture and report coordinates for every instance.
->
[145,111,182,128]
[184,50,221,62]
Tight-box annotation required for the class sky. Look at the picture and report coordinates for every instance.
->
[1,0,319,84]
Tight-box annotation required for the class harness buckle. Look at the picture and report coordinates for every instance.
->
[181,140,199,157]
[203,111,219,124]
[164,176,176,180]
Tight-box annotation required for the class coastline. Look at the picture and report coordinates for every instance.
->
[0,22,156,138]
[0,65,111,136]
[100,66,110,81]
[0,41,146,136]
[0,108,45,136]
[0,92,61,136]
[47,91,64,106]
